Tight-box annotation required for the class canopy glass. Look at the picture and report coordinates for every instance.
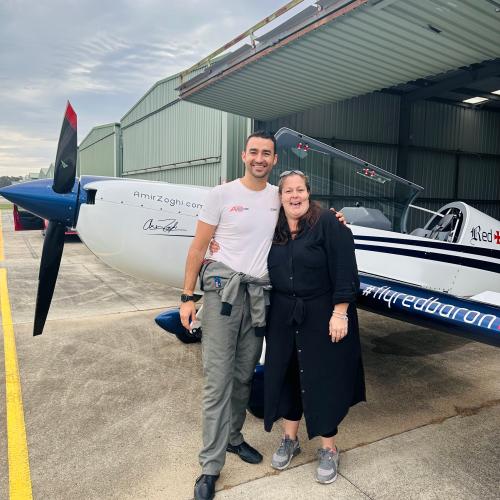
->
[273,128,423,233]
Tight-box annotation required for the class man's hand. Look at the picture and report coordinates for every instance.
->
[180,301,197,330]
[180,220,216,330]
[330,208,347,225]
[209,238,221,254]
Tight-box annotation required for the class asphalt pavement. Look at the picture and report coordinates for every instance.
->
[0,211,498,500]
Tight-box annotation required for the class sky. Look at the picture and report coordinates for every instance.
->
[0,0,315,177]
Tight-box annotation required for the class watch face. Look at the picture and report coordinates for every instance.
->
[181,294,193,302]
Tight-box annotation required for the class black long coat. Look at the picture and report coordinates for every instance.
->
[264,209,366,439]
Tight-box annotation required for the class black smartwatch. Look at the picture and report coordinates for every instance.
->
[180,293,195,303]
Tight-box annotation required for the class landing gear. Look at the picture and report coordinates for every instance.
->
[154,308,202,344]
[247,364,264,419]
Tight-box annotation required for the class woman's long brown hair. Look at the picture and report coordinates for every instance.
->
[273,174,322,245]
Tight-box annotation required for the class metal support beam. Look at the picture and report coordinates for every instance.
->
[453,154,460,200]
[404,60,500,102]
[179,0,306,82]
[396,99,411,179]
[328,139,336,208]
[311,138,500,160]
[426,96,500,112]
[453,87,500,102]
[381,90,500,112]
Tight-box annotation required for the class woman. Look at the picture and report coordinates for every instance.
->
[264,170,365,484]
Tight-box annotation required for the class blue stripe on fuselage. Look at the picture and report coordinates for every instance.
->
[354,243,499,274]
[353,235,499,259]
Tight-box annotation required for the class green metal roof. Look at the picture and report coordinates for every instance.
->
[179,0,500,120]
[79,123,120,150]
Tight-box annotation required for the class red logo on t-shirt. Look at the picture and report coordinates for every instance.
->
[229,205,248,212]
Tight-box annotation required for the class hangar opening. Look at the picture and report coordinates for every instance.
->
[179,0,500,231]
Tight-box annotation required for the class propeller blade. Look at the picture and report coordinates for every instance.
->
[33,221,66,336]
[53,101,77,194]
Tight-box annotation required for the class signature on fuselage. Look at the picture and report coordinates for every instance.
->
[142,218,187,234]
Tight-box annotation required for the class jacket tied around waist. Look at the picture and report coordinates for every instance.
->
[200,260,271,337]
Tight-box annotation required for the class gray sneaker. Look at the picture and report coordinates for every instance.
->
[271,435,301,470]
[315,447,339,484]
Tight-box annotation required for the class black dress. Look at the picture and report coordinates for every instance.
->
[264,209,366,439]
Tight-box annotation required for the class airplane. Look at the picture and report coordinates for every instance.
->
[14,203,78,236]
[2,104,499,356]
[13,204,45,231]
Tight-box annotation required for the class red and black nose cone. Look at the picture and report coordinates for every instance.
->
[53,101,77,194]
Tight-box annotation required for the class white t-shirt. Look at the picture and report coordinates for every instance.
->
[198,179,280,277]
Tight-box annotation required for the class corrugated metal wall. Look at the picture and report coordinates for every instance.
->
[263,93,400,145]
[120,72,249,187]
[411,101,500,153]
[78,123,120,177]
[222,113,252,182]
[121,100,223,183]
[123,162,222,186]
[407,100,500,226]
[259,92,500,227]
[121,75,180,125]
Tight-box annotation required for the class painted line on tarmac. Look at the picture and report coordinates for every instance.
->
[0,213,33,499]
[0,215,4,261]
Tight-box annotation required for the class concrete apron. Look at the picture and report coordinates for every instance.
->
[0,212,499,499]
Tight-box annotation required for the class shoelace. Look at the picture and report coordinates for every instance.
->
[278,438,294,455]
[317,448,336,465]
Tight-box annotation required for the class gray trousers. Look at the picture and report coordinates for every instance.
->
[199,287,263,475]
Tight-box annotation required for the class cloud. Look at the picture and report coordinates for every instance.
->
[0,127,55,177]
[0,0,309,176]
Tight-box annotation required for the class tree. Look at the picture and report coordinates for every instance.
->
[0,176,22,188]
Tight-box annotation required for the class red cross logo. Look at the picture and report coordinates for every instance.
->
[495,230,500,244]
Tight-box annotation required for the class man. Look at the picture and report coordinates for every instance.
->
[180,131,343,500]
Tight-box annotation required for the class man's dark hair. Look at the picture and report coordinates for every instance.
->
[244,130,277,154]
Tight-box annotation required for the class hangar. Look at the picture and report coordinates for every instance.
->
[119,71,251,186]
[78,123,121,177]
[178,0,500,226]
[79,70,250,186]
[73,0,499,227]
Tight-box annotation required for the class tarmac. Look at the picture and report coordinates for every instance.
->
[0,210,499,500]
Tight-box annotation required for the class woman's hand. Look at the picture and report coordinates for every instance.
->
[330,208,347,225]
[329,313,348,342]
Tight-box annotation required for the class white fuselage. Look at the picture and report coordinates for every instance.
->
[77,178,207,289]
[350,225,498,297]
[76,178,500,298]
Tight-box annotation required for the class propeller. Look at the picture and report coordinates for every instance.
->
[33,222,66,335]
[53,101,77,193]
[33,102,78,335]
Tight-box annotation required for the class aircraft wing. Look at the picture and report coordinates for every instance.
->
[357,274,500,347]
